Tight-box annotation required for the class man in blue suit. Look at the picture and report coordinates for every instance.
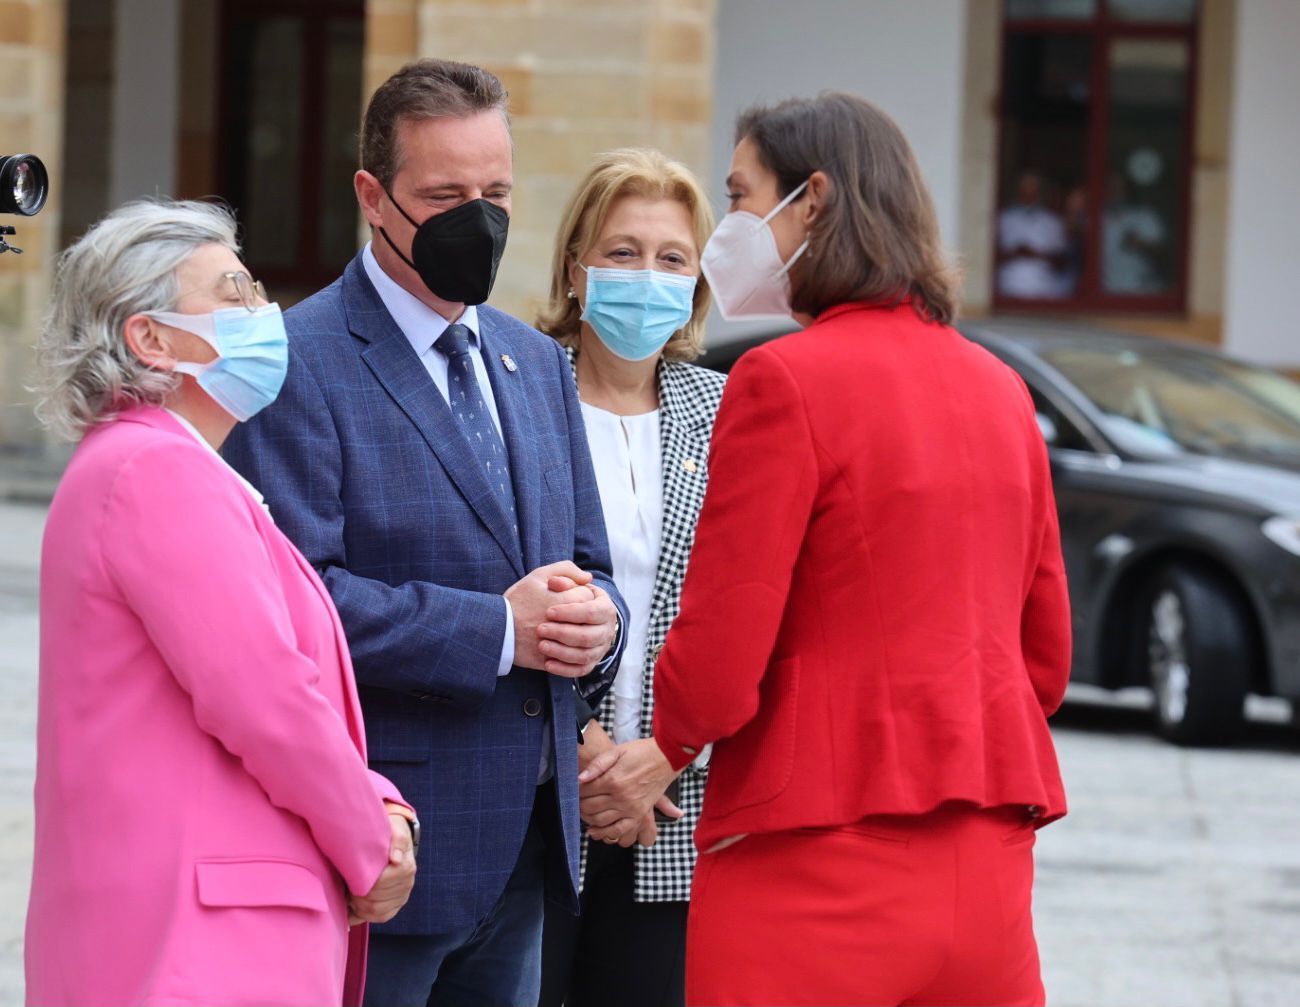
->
[224,59,627,1007]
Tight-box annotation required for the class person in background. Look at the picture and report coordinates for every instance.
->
[585,92,1073,1007]
[997,170,1070,299]
[26,199,415,1007]
[223,59,629,1007]
[1102,171,1167,295]
[534,148,725,1007]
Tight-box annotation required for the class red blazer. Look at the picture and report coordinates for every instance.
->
[652,302,1071,852]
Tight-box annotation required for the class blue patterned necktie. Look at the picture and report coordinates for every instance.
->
[435,323,517,536]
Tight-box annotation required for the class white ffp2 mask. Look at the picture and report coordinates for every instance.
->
[701,180,809,321]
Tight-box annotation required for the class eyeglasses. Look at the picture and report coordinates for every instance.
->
[222,271,269,312]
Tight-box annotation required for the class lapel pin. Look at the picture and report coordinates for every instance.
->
[682,458,698,474]
[500,354,518,373]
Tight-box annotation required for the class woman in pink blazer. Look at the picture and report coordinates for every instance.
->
[26,200,416,1007]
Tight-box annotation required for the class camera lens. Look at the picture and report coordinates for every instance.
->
[0,155,48,216]
[14,163,35,207]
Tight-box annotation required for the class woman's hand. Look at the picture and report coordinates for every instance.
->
[579,738,684,845]
[348,807,417,925]
[578,724,670,847]
[578,718,616,772]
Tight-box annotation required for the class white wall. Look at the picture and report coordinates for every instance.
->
[708,0,968,343]
[1222,0,1300,367]
[109,0,181,206]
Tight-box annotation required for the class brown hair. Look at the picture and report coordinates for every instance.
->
[535,148,714,362]
[735,91,960,324]
[361,59,509,189]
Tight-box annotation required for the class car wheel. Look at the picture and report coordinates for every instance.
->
[1145,564,1249,746]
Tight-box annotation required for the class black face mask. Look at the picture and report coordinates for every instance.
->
[379,193,510,305]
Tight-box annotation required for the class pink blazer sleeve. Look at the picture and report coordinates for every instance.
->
[369,769,409,809]
[102,440,392,897]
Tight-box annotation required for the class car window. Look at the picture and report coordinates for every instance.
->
[1024,379,1094,452]
[1041,346,1300,462]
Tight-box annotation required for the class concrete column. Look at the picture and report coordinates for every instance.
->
[709,0,968,343]
[958,0,1001,318]
[1222,0,1300,367]
[108,0,180,207]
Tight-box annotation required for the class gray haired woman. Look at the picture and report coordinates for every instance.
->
[26,199,416,1007]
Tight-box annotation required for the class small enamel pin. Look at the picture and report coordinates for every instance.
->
[500,354,518,373]
[682,458,699,474]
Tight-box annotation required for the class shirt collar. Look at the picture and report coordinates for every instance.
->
[164,409,269,512]
[362,241,480,357]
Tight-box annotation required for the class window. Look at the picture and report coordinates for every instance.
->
[217,0,365,295]
[1025,380,1095,452]
[1042,346,1300,461]
[994,0,1197,314]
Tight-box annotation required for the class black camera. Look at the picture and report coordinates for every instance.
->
[0,154,50,255]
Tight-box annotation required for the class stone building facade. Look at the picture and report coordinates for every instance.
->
[364,0,716,327]
[0,0,1297,467]
[0,0,64,455]
[0,0,717,460]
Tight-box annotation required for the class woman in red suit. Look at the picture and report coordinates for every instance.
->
[588,92,1072,1006]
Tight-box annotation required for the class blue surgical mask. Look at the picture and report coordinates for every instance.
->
[146,303,289,422]
[579,266,697,362]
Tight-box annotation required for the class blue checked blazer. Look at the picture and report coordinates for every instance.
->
[223,254,627,935]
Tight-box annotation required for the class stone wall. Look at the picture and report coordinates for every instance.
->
[0,0,1264,461]
[365,0,716,326]
[0,0,64,453]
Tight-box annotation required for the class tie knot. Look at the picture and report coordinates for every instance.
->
[435,323,474,360]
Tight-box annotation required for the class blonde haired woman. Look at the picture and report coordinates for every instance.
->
[536,148,723,1007]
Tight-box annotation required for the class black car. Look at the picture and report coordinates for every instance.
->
[700,318,1300,746]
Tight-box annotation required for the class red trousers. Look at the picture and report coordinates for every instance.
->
[686,803,1046,1007]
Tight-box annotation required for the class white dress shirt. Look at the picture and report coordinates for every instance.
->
[1102,203,1166,294]
[997,204,1069,299]
[580,403,664,745]
[361,242,514,677]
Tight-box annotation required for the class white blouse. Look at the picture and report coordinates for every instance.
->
[580,402,664,745]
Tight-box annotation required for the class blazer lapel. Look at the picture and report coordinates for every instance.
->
[558,349,718,730]
[343,259,525,576]
[641,361,714,726]
[481,323,542,573]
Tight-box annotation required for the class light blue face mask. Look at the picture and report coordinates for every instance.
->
[146,303,289,422]
[579,266,697,362]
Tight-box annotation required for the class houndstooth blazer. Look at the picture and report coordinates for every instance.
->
[568,346,727,902]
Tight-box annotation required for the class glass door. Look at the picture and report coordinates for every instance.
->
[217,0,365,296]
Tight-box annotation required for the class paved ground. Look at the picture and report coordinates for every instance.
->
[0,502,42,1006]
[0,498,1297,1005]
[1036,693,1300,1007]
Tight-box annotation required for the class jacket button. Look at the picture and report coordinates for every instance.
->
[523,698,543,717]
